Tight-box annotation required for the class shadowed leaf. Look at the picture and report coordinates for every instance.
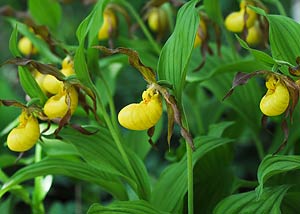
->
[256,155,300,198]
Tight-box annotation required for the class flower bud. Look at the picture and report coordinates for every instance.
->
[98,9,117,41]
[246,21,262,46]
[18,37,38,56]
[147,7,168,33]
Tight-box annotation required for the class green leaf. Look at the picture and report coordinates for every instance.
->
[267,15,300,65]
[39,137,79,157]
[192,145,235,214]
[236,35,275,68]
[87,0,109,47]
[207,121,235,138]
[18,66,47,105]
[0,157,128,200]
[204,0,223,25]
[60,126,151,200]
[214,185,290,214]
[201,72,262,133]
[0,169,31,204]
[281,192,300,213]
[74,43,94,89]
[9,24,21,57]
[123,117,163,160]
[158,0,199,99]
[151,136,233,212]
[75,0,109,44]
[186,45,268,83]
[28,0,62,30]
[87,200,169,214]
[256,155,300,198]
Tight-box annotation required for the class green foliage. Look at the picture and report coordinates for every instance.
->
[0,0,300,213]
[87,200,169,214]
[214,185,290,214]
[28,0,62,30]
[158,0,199,99]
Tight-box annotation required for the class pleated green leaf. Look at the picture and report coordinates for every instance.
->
[18,66,47,105]
[256,155,300,198]
[0,157,128,200]
[157,0,199,99]
[88,200,169,214]
[28,0,62,30]
[214,185,290,214]
[151,136,233,212]
[268,15,300,65]
[60,126,151,200]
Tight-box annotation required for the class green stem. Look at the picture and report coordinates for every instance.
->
[98,73,119,131]
[223,27,238,59]
[274,1,286,16]
[186,144,194,214]
[181,109,194,214]
[252,131,264,160]
[32,144,45,214]
[117,0,161,55]
[93,86,137,189]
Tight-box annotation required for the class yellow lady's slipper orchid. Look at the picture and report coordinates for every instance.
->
[260,75,290,116]
[42,56,75,95]
[224,0,257,33]
[7,111,40,152]
[44,86,78,119]
[118,88,163,130]
[61,55,75,76]
[42,75,63,95]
